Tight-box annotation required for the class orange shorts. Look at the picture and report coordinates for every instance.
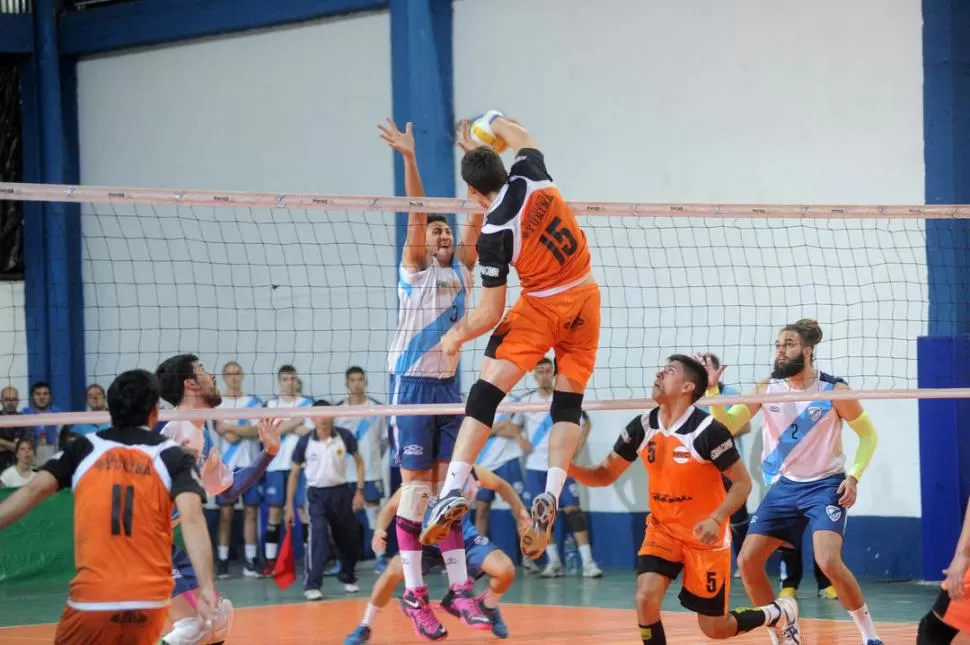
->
[54,605,168,645]
[485,282,600,389]
[938,569,970,632]
[636,520,731,617]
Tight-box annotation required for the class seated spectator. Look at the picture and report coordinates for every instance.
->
[0,437,36,488]
[0,386,25,471]
[21,381,63,460]
[72,384,111,435]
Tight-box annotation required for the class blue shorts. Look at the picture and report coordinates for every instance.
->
[421,533,498,579]
[476,458,525,503]
[748,474,849,546]
[263,470,306,507]
[171,546,197,597]
[390,374,463,472]
[216,478,263,507]
[346,480,384,504]
[524,469,580,508]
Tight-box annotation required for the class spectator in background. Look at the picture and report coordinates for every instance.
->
[0,386,25,471]
[72,384,111,436]
[0,437,36,488]
[21,381,63,461]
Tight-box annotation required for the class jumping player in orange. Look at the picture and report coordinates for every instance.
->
[423,112,600,562]
[569,355,797,645]
[0,369,215,645]
[916,501,970,644]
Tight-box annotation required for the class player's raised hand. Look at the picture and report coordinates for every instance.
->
[455,119,480,153]
[695,352,727,391]
[378,118,415,158]
[372,528,388,554]
[837,475,858,508]
[257,417,283,456]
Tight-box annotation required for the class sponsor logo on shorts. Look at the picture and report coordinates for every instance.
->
[709,438,734,462]
[110,611,149,625]
[825,505,842,522]
[672,446,691,464]
[564,314,585,330]
[403,444,424,456]
[808,407,823,422]
[480,265,500,278]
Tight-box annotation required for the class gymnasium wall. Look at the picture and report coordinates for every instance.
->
[452,0,924,575]
[74,12,396,401]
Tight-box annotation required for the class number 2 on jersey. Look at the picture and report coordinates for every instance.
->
[111,484,135,537]
[540,217,578,265]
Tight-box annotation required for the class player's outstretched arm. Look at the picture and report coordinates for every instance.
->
[474,465,529,527]
[696,353,763,435]
[454,120,486,271]
[441,284,506,356]
[569,452,630,487]
[490,116,539,154]
[0,470,58,530]
[832,383,878,508]
[379,118,429,272]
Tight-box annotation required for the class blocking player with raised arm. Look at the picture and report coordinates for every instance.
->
[700,319,883,645]
[0,369,216,645]
[378,117,488,638]
[569,355,797,645]
[423,112,600,564]
[345,463,530,644]
[155,354,282,645]
[916,501,970,644]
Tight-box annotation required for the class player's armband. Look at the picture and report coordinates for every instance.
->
[846,411,878,480]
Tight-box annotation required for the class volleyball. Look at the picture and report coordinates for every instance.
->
[469,110,508,152]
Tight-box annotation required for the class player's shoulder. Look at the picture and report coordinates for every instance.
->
[819,371,849,389]
[509,148,551,181]
[111,424,174,447]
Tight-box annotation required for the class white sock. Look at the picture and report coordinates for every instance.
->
[362,603,380,626]
[245,544,257,561]
[365,505,379,530]
[546,544,561,564]
[483,588,502,609]
[544,467,567,501]
[762,602,781,625]
[400,551,424,590]
[440,462,473,496]
[266,543,279,560]
[218,546,229,561]
[443,549,469,586]
[848,603,879,642]
[578,543,593,566]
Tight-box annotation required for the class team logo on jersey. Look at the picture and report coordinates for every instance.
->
[336,448,345,457]
[672,446,691,464]
[474,535,490,546]
[825,505,842,522]
[808,407,824,422]
[768,405,781,413]
[513,481,524,494]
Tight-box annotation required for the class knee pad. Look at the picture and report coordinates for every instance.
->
[162,617,209,645]
[465,379,506,427]
[918,610,958,645]
[564,508,588,534]
[550,390,584,425]
[398,481,431,522]
[208,598,234,642]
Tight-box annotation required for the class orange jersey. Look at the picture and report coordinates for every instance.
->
[614,407,741,548]
[476,148,592,297]
[40,427,205,611]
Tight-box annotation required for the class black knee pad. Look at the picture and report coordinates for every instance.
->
[550,390,584,425]
[564,508,588,534]
[465,379,506,427]
[918,609,958,645]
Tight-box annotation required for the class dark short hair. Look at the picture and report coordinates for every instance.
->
[667,354,709,403]
[313,399,331,408]
[86,384,106,397]
[278,365,297,378]
[461,147,508,196]
[30,381,50,395]
[15,436,35,453]
[426,214,449,226]
[536,357,553,368]
[155,354,199,407]
[345,366,365,379]
[108,369,161,427]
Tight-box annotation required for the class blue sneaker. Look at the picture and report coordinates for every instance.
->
[865,641,883,645]
[344,625,372,645]
[482,603,508,639]
[420,488,469,546]
[374,554,388,574]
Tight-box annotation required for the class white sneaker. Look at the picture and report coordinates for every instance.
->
[303,589,323,601]
[521,558,540,574]
[582,561,603,578]
[344,583,360,593]
[774,596,800,645]
[541,561,564,578]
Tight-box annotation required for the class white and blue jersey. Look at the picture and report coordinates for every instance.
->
[335,397,386,485]
[266,396,315,473]
[216,395,264,470]
[388,260,472,380]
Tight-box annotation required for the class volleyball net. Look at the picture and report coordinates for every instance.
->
[0,181,967,427]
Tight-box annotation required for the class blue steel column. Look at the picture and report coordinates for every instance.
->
[919,0,970,580]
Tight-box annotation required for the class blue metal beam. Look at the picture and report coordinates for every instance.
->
[0,14,33,54]
[59,0,387,57]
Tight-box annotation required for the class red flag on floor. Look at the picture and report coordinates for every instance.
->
[272,529,297,590]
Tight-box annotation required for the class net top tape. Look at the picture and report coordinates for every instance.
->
[3,182,969,219]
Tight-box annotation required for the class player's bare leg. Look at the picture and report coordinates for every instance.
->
[813,530,881,643]
[422,357,521,545]
[475,499,491,536]
[737,534,798,644]
[345,556,405,644]
[476,550,516,638]
[521,372,583,560]
[634,572,673,644]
